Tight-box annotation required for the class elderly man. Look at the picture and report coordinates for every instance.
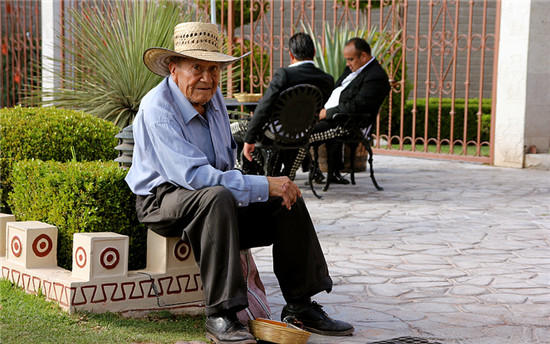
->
[125,22,353,344]
[312,37,391,184]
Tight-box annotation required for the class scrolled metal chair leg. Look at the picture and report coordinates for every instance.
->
[366,145,383,191]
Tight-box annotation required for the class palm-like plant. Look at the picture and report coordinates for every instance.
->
[302,22,401,81]
[27,1,194,128]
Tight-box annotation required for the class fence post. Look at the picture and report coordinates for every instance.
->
[494,0,550,167]
[41,0,61,103]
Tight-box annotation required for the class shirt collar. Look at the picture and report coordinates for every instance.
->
[354,56,375,75]
[289,60,315,68]
[167,76,219,124]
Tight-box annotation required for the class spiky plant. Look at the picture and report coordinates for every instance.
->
[27,1,194,128]
[301,21,401,80]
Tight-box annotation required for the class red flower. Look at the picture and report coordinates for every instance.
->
[1,43,7,56]
[14,72,21,84]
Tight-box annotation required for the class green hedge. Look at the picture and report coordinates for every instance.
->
[8,160,146,270]
[0,106,119,212]
[379,98,492,144]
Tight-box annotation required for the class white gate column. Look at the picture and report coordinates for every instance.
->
[41,0,61,103]
[494,0,550,168]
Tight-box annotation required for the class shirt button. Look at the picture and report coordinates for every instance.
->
[257,197,262,201]
[238,202,243,207]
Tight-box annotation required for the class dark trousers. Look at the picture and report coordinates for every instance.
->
[135,183,332,316]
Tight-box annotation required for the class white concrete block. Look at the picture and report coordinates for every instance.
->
[6,221,57,268]
[0,214,16,256]
[146,229,198,273]
[72,232,128,281]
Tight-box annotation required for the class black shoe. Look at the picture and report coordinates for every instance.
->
[328,172,350,185]
[205,313,256,344]
[313,167,325,183]
[281,301,354,336]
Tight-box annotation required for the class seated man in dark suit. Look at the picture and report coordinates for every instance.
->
[239,32,334,179]
[311,37,391,184]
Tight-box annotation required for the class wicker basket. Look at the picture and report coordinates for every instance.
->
[248,318,310,344]
[233,93,262,102]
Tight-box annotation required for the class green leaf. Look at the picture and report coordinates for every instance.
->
[25,1,195,128]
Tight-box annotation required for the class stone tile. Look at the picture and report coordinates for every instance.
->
[267,156,550,344]
[449,285,488,296]
[347,276,390,284]
[369,284,413,297]
[534,327,550,343]
[455,276,494,286]
[477,293,528,304]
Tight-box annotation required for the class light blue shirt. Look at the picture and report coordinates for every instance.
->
[125,76,269,207]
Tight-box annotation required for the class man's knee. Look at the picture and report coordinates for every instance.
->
[200,186,237,211]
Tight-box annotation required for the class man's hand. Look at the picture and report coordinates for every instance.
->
[267,176,302,210]
[243,142,255,161]
[318,108,327,121]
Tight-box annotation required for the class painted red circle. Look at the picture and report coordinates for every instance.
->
[32,234,53,257]
[11,236,22,257]
[100,247,120,270]
[75,246,87,268]
[174,240,191,261]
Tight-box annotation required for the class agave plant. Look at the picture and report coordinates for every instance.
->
[301,21,401,80]
[27,1,194,128]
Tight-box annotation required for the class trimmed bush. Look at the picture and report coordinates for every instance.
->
[0,106,118,212]
[8,160,146,270]
[379,98,492,144]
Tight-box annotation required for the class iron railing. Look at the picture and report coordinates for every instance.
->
[1,0,499,163]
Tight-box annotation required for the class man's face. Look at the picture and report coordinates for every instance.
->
[169,58,221,105]
[343,44,370,73]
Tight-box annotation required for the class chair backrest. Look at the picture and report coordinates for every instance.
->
[264,84,323,144]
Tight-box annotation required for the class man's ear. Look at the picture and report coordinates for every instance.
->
[168,61,177,76]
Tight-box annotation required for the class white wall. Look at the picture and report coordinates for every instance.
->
[524,0,550,154]
[494,0,550,168]
[41,0,61,103]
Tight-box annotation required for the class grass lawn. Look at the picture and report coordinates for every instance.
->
[0,279,207,344]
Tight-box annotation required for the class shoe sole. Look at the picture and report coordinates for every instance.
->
[303,325,355,336]
[205,332,257,344]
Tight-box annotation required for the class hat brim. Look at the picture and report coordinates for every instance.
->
[143,47,251,77]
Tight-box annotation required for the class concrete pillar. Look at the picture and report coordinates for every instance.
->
[72,232,129,281]
[524,1,550,155]
[6,221,58,269]
[0,214,16,257]
[494,0,550,168]
[145,229,198,274]
[41,0,61,103]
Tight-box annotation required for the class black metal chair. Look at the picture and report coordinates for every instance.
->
[253,84,324,197]
[321,113,383,192]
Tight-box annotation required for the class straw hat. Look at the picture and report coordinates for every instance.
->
[143,22,250,76]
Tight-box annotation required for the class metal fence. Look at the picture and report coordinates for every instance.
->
[1,0,500,163]
[0,0,41,108]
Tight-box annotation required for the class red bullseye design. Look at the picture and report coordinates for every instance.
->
[100,247,120,270]
[11,236,22,257]
[32,234,53,257]
[75,246,87,268]
[174,240,191,261]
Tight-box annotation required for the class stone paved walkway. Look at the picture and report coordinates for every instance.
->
[251,155,550,344]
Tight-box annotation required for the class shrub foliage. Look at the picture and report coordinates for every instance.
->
[0,106,118,212]
[26,1,193,128]
[8,160,146,270]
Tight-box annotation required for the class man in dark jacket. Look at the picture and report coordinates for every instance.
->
[241,32,334,177]
[313,37,391,183]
